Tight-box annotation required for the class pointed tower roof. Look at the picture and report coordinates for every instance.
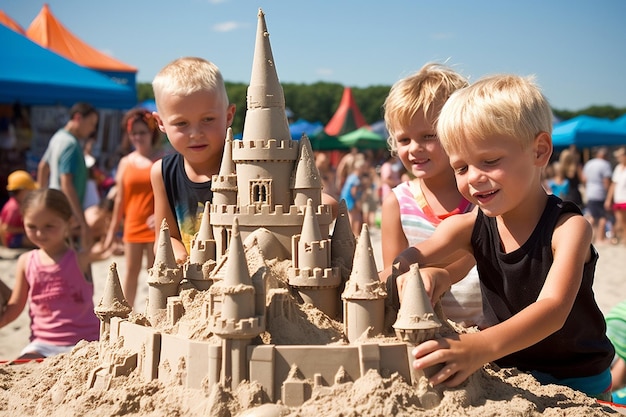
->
[154,219,177,268]
[26,4,136,72]
[292,135,322,189]
[300,199,323,243]
[149,219,183,285]
[349,224,380,287]
[241,8,291,142]
[331,199,357,265]
[224,219,251,286]
[324,87,368,136]
[393,264,441,331]
[95,262,132,317]
[195,203,214,242]
[393,264,441,344]
[218,127,236,177]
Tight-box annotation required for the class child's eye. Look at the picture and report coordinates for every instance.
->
[424,134,438,140]
[202,116,216,123]
[396,137,410,145]
[454,166,468,175]
[484,158,500,166]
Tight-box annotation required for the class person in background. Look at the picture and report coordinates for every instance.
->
[582,146,613,244]
[37,102,99,248]
[380,62,483,328]
[559,147,584,210]
[0,170,38,248]
[339,154,367,236]
[378,154,404,203]
[315,152,340,201]
[0,189,100,360]
[545,161,569,199]
[150,57,236,263]
[388,74,614,399]
[105,108,163,307]
[359,169,379,228]
[605,146,626,245]
[335,147,359,193]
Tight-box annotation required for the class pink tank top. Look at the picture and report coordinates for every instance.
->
[26,249,100,345]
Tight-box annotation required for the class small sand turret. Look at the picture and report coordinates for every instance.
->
[94,262,132,340]
[211,128,238,208]
[184,203,216,289]
[393,264,442,344]
[341,224,387,342]
[208,219,264,389]
[288,199,341,318]
[291,135,323,209]
[146,219,183,324]
[331,199,356,279]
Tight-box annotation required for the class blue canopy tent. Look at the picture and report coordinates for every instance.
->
[552,115,626,149]
[0,24,136,109]
[289,118,323,140]
[614,114,626,126]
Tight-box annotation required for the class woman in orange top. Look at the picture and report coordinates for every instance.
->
[105,109,163,307]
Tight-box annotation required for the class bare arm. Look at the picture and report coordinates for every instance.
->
[413,213,592,387]
[379,211,476,282]
[606,180,615,211]
[104,157,128,248]
[60,173,91,248]
[381,192,408,269]
[150,160,188,263]
[37,159,50,189]
[0,252,30,328]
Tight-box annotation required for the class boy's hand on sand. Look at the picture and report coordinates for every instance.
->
[412,332,490,387]
[397,267,450,305]
[420,267,451,304]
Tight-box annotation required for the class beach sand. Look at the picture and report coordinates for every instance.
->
[0,228,624,416]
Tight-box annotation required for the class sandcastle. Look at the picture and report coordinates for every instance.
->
[89,9,444,409]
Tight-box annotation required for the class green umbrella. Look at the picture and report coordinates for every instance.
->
[338,127,389,150]
[308,130,347,151]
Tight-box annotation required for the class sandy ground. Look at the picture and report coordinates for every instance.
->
[0,227,624,360]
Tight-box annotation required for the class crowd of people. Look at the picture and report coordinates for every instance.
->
[1,57,626,404]
[544,144,626,246]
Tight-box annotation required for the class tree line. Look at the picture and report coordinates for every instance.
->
[137,82,626,137]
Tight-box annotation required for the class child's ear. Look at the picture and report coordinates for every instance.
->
[152,112,166,133]
[534,132,553,166]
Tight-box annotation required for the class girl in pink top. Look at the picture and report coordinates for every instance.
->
[0,188,100,360]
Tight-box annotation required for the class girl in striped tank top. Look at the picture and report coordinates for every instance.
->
[381,62,484,328]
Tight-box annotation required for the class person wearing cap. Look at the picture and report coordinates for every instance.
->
[0,170,38,248]
[37,102,99,248]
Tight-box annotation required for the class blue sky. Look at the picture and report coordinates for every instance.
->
[4,0,626,111]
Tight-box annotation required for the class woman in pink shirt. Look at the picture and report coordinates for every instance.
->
[0,188,100,359]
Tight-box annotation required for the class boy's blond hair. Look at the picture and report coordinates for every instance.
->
[152,57,229,111]
[438,74,553,155]
[383,62,469,154]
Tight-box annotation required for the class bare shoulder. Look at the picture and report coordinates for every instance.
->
[554,211,592,242]
[150,159,164,183]
[16,250,33,268]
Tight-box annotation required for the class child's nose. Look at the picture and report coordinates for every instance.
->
[467,166,485,183]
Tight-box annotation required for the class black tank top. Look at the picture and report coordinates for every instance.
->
[472,195,614,378]
[161,153,213,249]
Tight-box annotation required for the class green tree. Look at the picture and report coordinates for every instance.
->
[137,81,625,133]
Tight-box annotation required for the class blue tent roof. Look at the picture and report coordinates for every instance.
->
[0,24,136,109]
[552,115,626,149]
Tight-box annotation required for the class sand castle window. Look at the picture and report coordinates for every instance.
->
[251,179,271,206]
